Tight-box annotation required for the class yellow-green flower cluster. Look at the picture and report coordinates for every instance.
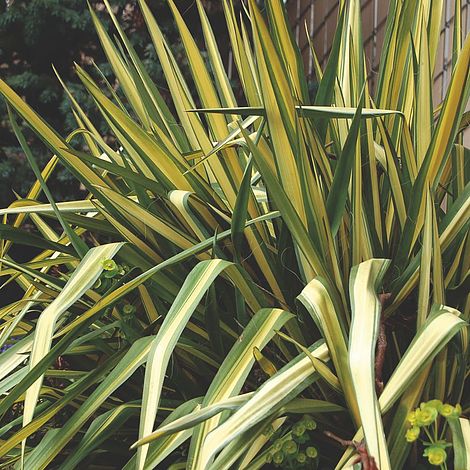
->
[405,399,462,466]
[268,415,319,468]
[406,400,462,429]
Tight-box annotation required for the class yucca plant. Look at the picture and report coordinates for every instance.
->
[0,0,469,468]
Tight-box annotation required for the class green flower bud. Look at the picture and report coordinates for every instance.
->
[283,440,298,455]
[292,422,306,437]
[407,410,417,425]
[453,404,462,417]
[415,406,438,426]
[302,414,317,430]
[405,425,420,442]
[425,399,443,411]
[439,403,455,418]
[306,446,318,458]
[296,452,307,464]
[266,453,273,464]
[122,304,136,315]
[440,403,463,418]
[423,446,447,466]
[102,259,117,271]
[272,439,283,452]
[102,259,120,278]
[272,451,284,465]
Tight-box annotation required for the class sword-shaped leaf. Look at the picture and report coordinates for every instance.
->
[22,243,122,436]
[197,342,329,468]
[348,259,391,469]
[135,259,263,469]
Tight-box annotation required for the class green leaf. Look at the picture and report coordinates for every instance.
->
[62,402,140,470]
[0,224,76,256]
[325,98,363,236]
[22,243,122,440]
[196,341,328,468]
[136,259,263,469]
[448,417,470,470]
[231,157,253,262]
[8,107,89,258]
[297,276,359,425]
[336,305,467,468]
[188,308,293,468]
[21,337,154,469]
[348,259,391,469]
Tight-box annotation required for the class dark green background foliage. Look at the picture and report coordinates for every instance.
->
[0,0,227,208]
